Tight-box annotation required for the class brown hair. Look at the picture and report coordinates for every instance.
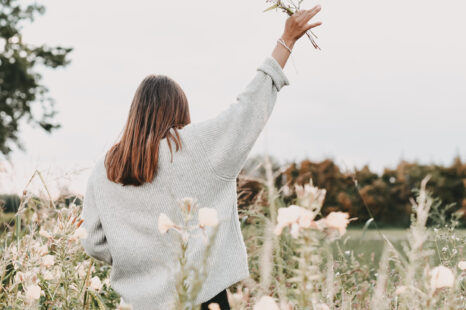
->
[104,74,190,186]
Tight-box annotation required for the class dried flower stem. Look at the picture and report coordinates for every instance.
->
[264,0,320,49]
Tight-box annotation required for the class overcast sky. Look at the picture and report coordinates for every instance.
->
[1,0,465,197]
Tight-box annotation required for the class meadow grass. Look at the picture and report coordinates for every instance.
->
[0,169,464,309]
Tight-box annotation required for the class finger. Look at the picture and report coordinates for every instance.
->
[293,9,305,18]
[293,10,307,21]
[299,5,321,23]
[295,5,319,21]
[304,21,322,31]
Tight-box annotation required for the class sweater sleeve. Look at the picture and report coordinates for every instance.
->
[81,177,113,265]
[191,56,290,179]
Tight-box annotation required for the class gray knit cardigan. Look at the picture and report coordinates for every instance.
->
[81,56,290,309]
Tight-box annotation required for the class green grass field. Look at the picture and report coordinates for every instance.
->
[333,228,466,266]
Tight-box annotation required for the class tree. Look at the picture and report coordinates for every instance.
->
[0,0,72,156]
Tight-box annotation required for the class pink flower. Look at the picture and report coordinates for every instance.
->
[253,296,279,310]
[90,276,103,291]
[324,212,350,236]
[274,205,317,238]
[430,265,454,291]
[208,303,221,310]
[157,213,175,234]
[42,255,55,268]
[24,284,42,302]
[198,208,219,228]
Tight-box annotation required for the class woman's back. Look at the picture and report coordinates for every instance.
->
[84,124,250,309]
[81,56,290,309]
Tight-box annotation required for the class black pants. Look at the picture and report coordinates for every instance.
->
[200,289,230,310]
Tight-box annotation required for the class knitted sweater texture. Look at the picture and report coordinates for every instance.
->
[81,56,290,309]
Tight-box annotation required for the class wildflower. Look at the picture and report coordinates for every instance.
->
[458,261,466,271]
[274,205,316,237]
[24,284,42,302]
[90,276,103,291]
[297,209,316,228]
[39,229,52,239]
[37,244,49,256]
[324,212,350,236]
[253,295,279,310]
[290,223,300,238]
[274,205,305,236]
[295,182,326,210]
[14,271,25,284]
[71,227,88,241]
[76,263,87,278]
[158,213,175,234]
[42,255,55,268]
[208,303,221,310]
[24,270,39,285]
[180,197,195,213]
[279,300,294,310]
[430,265,454,291]
[42,270,54,281]
[198,208,219,228]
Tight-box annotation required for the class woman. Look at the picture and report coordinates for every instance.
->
[81,6,322,310]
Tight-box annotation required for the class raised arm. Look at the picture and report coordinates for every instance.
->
[272,5,322,68]
[191,6,322,180]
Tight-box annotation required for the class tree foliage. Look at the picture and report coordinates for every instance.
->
[0,0,72,156]
[239,156,466,228]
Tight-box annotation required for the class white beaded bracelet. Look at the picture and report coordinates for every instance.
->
[277,38,293,54]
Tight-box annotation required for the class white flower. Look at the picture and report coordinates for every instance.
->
[117,298,133,310]
[297,209,315,228]
[274,205,316,237]
[324,212,350,236]
[39,229,52,239]
[24,270,39,285]
[274,205,304,236]
[458,261,466,271]
[279,300,294,310]
[430,265,454,291]
[76,263,87,278]
[37,244,49,256]
[71,227,88,240]
[90,276,103,291]
[277,205,303,226]
[198,208,219,228]
[14,271,25,284]
[253,295,279,310]
[42,270,54,281]
[290,223,300,239]
[53,268,62,279]
[295,182,326,210]
[158,213,175,234]
[42,255,55,268]
[24,284,42,302]
[208,303,221,310]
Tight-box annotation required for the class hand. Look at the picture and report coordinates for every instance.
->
[281,5,322,47]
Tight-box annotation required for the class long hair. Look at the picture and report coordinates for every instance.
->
[105,75,190,186]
